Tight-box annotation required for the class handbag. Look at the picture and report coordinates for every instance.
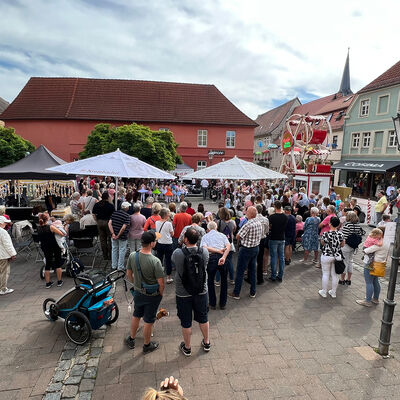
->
[154,221,166,252]
[135,252,159,295]
[327,235,346,274]
[370,261,386,277]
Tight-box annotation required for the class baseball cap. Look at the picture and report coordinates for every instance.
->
[0,216,11,224]
[141,231,161,244]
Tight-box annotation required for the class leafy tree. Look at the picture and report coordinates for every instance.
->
[0,126,35,167]
[79,123,182,171]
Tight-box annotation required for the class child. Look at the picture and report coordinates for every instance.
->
[295,215,304,234]
[362,228,383,270]
[52,219,67,254]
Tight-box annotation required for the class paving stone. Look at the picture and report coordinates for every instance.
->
[53,370,67,383]
[89,347,102,358]
[78,392,92,400]
[63,342,77,350]
[80,378,95,392]
[64,375,82,385]
[58,360,72,371]
[44,393,62,400]
[87,358,100,368]
[74,355,89,365]
[76,345,90,357]
[47,382,63,392]
[61,350,76,361]
[61,384,78,398]
[70,364,85,376]
[84,367,97,379]
[91,339,104,348]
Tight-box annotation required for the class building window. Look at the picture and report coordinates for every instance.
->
[197,130,207,147]
[197,160,207,170]
[362,132,371,147]
[359,99,370,117]
[388,130,398,147]
[352,133,360,148]
[377,95,389,114]
[159,127,170,131]
[226,131,236,148]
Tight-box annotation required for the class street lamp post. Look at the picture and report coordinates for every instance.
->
[377,114,400,356]
[208,152,214,166]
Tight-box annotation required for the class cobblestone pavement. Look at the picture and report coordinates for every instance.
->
[1,198,400,400]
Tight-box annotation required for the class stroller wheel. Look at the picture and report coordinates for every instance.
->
[64,311,92,345]
[105,302,119,325]
[43,298,58,321]
[40,265,45,280]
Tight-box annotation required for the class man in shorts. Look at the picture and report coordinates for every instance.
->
[172,227,210,356]
[125,231,165,353]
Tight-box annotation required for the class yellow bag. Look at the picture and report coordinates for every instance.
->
[370,261,386,277]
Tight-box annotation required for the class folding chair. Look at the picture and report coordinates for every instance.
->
[73,237,97,268]
[32,232,44,263]
[12,226,33,261]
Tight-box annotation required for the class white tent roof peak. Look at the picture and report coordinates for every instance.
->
[47,149,176,179]
[182,156,287,180]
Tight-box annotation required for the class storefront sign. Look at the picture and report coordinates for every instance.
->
[344,162,385,168]
[208,150,225,155]
[281,131,294,154]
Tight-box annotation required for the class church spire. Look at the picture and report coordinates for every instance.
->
[338,48,352,96]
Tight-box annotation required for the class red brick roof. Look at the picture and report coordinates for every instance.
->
[292,94,334,116]
[0,77,257,126]
[358,60,400,94]
[255,98,299,137]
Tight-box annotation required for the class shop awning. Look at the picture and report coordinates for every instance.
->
[332,159,400,172]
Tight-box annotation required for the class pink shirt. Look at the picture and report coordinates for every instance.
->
[320,214,334,235]
[295,222,304,233]
[129,213,146,240]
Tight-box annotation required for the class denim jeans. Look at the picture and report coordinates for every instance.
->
[269,240,285,280]
[156,243,174,275]
[233,246,258,296]
[207,253,228,307]
[111,239,128,270]
[364,266,381,302]
[215,251,234,282]
[128,238,142,253]
[257,238,266,282]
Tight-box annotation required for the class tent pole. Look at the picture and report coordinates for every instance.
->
[18,180,21,207]
[115,177,118,210]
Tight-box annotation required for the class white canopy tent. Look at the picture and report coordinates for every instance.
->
[47,149,176,208]
[182,156,287,180]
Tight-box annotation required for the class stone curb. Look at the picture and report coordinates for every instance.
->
[43,327,106,400]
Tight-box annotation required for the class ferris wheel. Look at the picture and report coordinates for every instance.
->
[279,114,333,174]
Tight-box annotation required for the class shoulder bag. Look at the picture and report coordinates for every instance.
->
[135,252,159,295]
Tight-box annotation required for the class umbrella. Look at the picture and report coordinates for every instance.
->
[182,156,287,180]
[47,149,176,208]
[267,143,278,149]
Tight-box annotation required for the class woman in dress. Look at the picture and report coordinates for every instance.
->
[138,184,147,203]
[319,217,345,298]
[70,192,83,218]
[155,208,174,283]
[302,207,320,263]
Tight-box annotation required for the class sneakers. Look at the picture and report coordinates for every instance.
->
[371,298,379,305]
[356,299,372,307]
[345,280,351,286]
[201,339,211,352]
[249,293,256,298]
[328,290,336,298]
[180,342,191,357]
[268,277,276,282]
[214,280,220,287]
[0,288,14,295]
[318,290,327,298]
[125,336,135,349]
[276,277,282,282]
[338,280,345,285]
[166,277,174,284]
[229,280,235,285]
[46,281,54,289]
[143,341,159,354]
[57,280,64,287]
[228,292,240,300]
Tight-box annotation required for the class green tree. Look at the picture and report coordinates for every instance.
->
[0,126,35,167]
[79,123,182,171]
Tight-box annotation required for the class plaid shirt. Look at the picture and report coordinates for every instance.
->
[238,217,263,248]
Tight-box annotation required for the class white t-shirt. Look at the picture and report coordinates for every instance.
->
[155,220,173,244]
[201,179,209,188]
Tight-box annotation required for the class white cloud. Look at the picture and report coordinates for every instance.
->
[0,0,400,119]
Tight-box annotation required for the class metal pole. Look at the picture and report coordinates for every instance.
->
[378,216,400,356]
[115,177,118,210]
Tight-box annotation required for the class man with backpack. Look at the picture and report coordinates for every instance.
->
[125,231,165,354]
[172,227,210,357]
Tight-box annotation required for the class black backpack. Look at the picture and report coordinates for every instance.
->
[218,220,233,243]
[181,247,206,296]
[345,225,364,249]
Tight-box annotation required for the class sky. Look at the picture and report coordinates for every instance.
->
[1,0,400,119]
